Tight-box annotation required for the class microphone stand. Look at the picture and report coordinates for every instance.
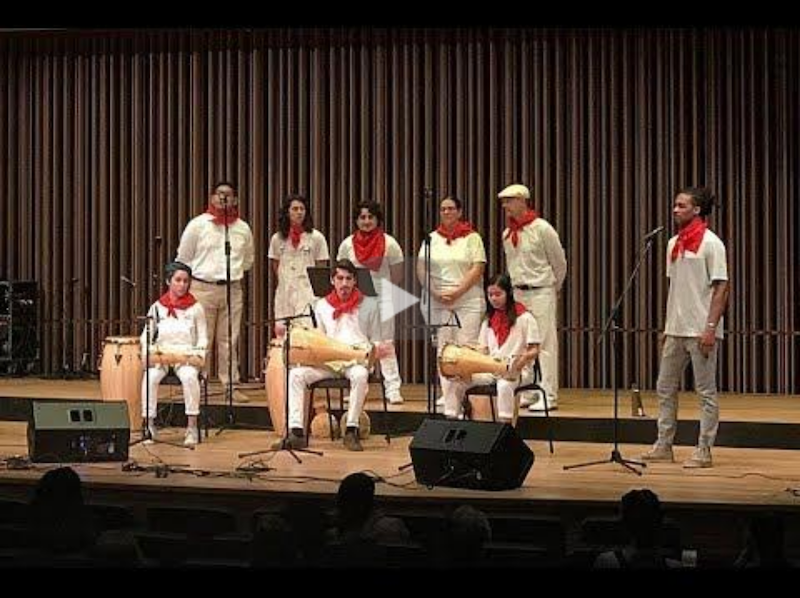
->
[563,235,659,475]
[215,196,246,436]
[398,317,460,472]
[399,187,445,474]
[239,309,322,463]
[417,187,440,415]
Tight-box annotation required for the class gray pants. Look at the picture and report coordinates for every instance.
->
[655,336,720,449]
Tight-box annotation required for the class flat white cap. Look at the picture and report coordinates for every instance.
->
[498,183,530,200]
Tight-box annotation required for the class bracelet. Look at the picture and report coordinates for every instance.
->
[706,322,717,329]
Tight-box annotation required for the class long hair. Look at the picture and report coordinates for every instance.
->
[278,194,315,238]
[484,273,519,326]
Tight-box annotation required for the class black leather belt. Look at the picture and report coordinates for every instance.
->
[193,277,233,286]
[514,284,541,291]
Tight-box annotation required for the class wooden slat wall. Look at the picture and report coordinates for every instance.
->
[0,28,797,393]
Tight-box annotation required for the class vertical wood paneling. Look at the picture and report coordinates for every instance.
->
[0,28,797,394]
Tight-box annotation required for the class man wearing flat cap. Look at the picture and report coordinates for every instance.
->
[498,183,567,411]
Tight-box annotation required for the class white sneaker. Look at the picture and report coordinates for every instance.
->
[527,396,558,412]
[184,427,199,447]
[387,394,405,405]
[436,397,445,407]
[518,392,538,407]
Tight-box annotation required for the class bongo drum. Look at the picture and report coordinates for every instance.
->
[438,343,509,380]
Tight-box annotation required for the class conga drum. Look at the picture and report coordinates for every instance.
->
[100,336,143,431]
[264,342,312,436]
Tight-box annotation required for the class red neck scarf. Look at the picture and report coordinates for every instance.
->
[352,228,386,271]
[326,287,363,320]
[436,221,475,245]
[158,291,197,318]
[205,204,240,226]
[504,209,539,247]
[671,216,707,262]
[289,224,305,249]
[489,302,527,347]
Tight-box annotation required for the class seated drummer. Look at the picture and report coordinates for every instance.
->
[139,261,208,446]
[280,259,389,452]
[443,273,541,422]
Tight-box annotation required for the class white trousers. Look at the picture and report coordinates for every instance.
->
[515,287,558,401]
[141,364,201,419]
[443,373,521,420]
[288,364,369,431]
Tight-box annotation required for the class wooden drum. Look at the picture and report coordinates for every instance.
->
[99,336,143,431]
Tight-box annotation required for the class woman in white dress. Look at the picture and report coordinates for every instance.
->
[268,194,329,336]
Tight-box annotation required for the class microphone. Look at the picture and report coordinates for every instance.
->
[642,225,665,243]
[307,304,317,328]
[121,275,137,288]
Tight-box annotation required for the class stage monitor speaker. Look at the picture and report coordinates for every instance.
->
[27,401,130,463]
[408,418,534,491]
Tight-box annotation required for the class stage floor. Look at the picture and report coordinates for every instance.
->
[2,421,800,510]
[2,378,799,423]
[1,379,800,515]
[2,381,800,564]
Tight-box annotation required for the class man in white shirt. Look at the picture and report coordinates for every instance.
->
[176,181,254,386]
[641,187,729,469]
[498,183,567,411]
[280,260,389,452]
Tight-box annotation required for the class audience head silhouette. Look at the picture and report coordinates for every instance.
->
[336,472,376,532]
[621,488,663,548]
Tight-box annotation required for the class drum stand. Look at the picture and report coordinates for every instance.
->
[238,310,322,463]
